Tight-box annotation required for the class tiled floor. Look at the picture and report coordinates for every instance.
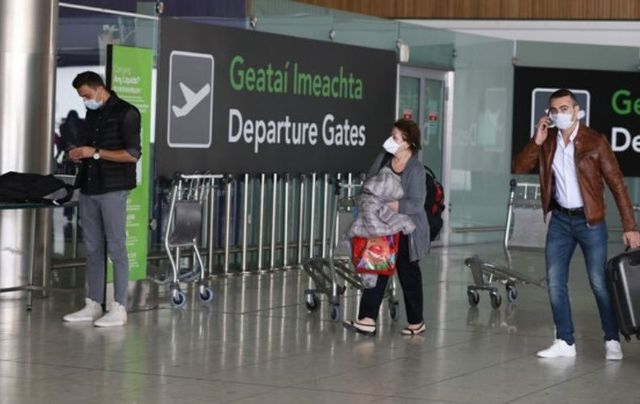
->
[1,242,639,403]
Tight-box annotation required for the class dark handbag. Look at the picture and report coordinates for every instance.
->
[0,171,75,205]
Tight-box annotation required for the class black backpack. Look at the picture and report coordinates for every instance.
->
[424,165,445,241]
[378,154,445,241]
[0,172,75,205]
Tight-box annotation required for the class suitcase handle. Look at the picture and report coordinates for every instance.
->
[623,247,640,266]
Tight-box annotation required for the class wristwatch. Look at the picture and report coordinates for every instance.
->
[92,148,100,160]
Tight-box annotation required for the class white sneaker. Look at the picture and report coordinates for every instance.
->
[93,302,127,327]
[605,340,623,360]
[63,298,102,323]
[536,339,576,358]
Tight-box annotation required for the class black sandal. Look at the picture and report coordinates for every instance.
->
[343,320,376,336]
[401,322,426,336]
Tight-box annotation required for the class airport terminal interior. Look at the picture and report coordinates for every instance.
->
[1,0,640,403]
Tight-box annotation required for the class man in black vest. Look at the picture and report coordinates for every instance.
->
[63,71,141,327]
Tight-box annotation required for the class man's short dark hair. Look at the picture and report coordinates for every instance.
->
[72,71,106,90]
[549,88,578,105]
[393,118,421,151]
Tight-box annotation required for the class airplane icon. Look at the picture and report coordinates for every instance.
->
[172,82,211,118]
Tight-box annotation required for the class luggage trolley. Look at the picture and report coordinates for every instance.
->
[162,173,221,308]
[303,178,400,321]
[465,179,547,309]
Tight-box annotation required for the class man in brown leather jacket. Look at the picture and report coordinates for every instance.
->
[513,89,640,360]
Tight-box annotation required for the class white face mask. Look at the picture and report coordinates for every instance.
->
[382,136,400,154]
[84,98,103,110]
[551,113,574,130]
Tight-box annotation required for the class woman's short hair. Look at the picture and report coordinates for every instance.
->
[393,118,421,151]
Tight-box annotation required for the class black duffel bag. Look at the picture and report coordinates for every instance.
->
[0,171,75,205]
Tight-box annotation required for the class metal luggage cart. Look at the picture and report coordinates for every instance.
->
[303,178,400,321]
[161,173,221,308]
[465,179,547,309]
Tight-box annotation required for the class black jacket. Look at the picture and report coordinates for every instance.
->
[77,91,141,195]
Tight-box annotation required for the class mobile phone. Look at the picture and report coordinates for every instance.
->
[546,112,556,128]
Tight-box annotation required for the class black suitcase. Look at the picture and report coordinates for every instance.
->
[607,248,640,341]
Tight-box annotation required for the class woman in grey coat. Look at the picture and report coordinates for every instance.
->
[344,119,429,336]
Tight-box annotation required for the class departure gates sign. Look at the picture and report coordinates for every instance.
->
[227,56,366,153]
[512,66,640,177]
[156,19,397,176]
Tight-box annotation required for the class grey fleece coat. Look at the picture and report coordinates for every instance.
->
[367,152,429,262]
[348,166,416,238]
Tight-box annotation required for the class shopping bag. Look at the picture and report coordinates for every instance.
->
[351,233,400,276]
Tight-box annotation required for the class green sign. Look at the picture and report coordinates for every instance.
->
[156,18,396,176]
[107,45,153,281]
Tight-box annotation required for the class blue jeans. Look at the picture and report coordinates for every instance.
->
[545,210,619,344]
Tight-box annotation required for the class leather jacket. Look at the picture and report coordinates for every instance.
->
[512,125,637,232]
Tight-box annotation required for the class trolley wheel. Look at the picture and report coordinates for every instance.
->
[171,290,187,308]
[199,287,214,303]
[506,285,518,303]
[389,301,400,321]
[467,290,480,307]
[305,294,320,312]
[490,292,502,309]
[330,304,341,321]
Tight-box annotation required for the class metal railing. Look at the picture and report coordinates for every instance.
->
[50,181,640,274]
[52,172,364,276]
[453,203,640,234]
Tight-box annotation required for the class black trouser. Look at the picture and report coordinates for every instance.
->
[357,235,424,324]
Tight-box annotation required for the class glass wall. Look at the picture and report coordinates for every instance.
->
[252,0,640,246]
[512,40,640,235]
[252,2,512,245]
[53,5,160,286]
[437,35,640,244]
[52,0,640,284]
[447,35,514,244]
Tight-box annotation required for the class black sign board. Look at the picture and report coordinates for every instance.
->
[512,66,640,177]
[155,18,397,177]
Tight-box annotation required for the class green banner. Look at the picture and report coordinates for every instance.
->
[107,45,153,281]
